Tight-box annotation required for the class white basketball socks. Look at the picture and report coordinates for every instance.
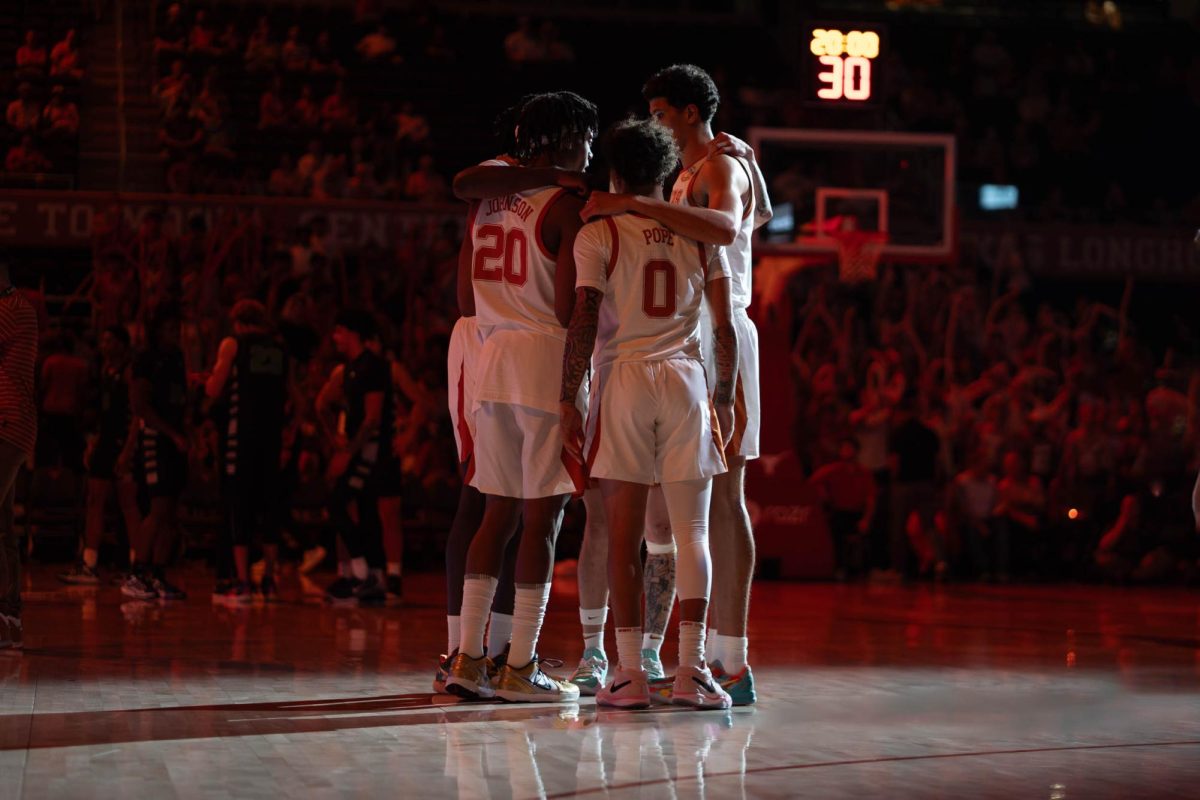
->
[459,574,498,659]
[446,615,460,656]
[616,626,642,673]
[487,612,513,656]
[706,627,721,664]
[580,607,607,652]
[678,621,706,669]
[716,634,749,673]
[508,583,551,668]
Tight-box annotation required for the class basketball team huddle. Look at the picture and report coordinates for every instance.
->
[437,64,773,710]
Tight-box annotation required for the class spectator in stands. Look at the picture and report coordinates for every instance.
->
[320,80,355,133]
[356,24,397,62]
[403,154,449,203]
[159,105,203,162]
[42,86,80,139]
[190,71,225,128]
[188,10,219,57]
[6,135,50,173]
[951,449,999,579]
[810,438,877,580]
[296,139,323,185]
[281,25,310,73]
[309,30,345,76]
[50,30,84,81]
[394,101,431,154]
[155,3,187,55]
[311,153,348,200]
[268,154,303,196]
[16,31,48,77]
[424,25,456,64]
[993,449,1046,579]
[346,163,381,199]
[292,85,321,130]
[244,17,277,73]
[888,391,946,579]
[505,16,542,65]
[154,60,190,113]
[6,83,41,134]
[258,75,287,131]
[216,21,241,58]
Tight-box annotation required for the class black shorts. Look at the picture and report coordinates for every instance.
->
[339,454,402,499]
[137,433,188,498]
[87,436,125,480]
[224,471,284,546]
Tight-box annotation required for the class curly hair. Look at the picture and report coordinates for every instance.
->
[512,91,598,163]
[601,117,679,190]
[642,64,720,124]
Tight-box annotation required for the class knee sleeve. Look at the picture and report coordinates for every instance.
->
[660,478,712,601]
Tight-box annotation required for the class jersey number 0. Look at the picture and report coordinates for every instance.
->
[643,260,677,318]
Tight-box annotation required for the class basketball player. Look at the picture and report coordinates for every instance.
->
[122,307,189,601]
[205,299,290,603]
[316,310,395,606]
[454,106,678,697]
[59,326,140,585]
[561,118,738,709]
[444,91,597,703]
[581,64,773,705]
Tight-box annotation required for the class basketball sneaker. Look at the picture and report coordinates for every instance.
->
[712,661,757,706]
[58,562,100,585]
[257,575,279,603]
[495,657,581,703]
[446,651,495,700]
[672,664,732,710]
[641,648,666,680]
[325,576,360,606]
[217,581,252,606]
[569,648,608,696]
[151,574,187,601]
[596,667,651,710]
[1,615,21,649]
[433,650,456,694]
[647,674,675,705]
[121,573,158,601]
[353,574,387,607]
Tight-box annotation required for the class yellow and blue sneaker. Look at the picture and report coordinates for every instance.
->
[446,651,495,700]
[569,648,608,696]
[495,656,581,703]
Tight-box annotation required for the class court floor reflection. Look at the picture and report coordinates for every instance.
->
[4,566,1200,798]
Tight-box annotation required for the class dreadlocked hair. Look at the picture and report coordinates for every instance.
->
[602,117,679,190]
[493,94,537,155]
[512,91,598,163]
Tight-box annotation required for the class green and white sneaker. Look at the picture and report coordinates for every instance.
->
[641,648,665,681]
[570,647,608,696]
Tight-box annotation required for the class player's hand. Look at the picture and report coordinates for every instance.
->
[716,401,735,448]
[560,402,585,462]
[580,192,629,222]
[555,169,590,195]
[708,132,756,162]
[326,450,352,482]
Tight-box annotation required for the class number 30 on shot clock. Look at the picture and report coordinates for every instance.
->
[810,28,880,102]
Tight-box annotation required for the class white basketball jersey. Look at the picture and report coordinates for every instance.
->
[470,186,569,340]
[670,154,755,311]
[574,213,730,368]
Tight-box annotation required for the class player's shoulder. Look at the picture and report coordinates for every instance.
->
[698,152,748,187]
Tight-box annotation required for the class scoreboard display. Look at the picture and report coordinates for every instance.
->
[808,26,883,104]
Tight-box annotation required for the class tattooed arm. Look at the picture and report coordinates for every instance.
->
[559,286,602,461]
[705,274,739,447]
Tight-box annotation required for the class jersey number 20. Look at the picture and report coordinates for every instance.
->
[474,224,528,286]
[643,260,677,318]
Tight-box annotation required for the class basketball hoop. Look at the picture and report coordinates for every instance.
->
[831,229,888,283]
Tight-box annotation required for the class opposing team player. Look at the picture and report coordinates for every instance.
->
[582,64,772,704]
[205,300,291,603]
[445,91,597,703]
[561,118,738,709]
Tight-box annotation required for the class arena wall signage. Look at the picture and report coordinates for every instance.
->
[0,190,463,249]
[964,223,1200,280]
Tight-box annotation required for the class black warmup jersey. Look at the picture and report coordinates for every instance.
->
[223,332,289,477]
[133,347,188,431]
[97,363,132,444]
[343,349,395,463]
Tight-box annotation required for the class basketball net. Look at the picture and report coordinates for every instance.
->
[831,228,888,284]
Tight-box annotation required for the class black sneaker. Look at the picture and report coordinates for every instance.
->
[326,576,361,605]
[354,573,387,606]
[58,562,100,585]
[258,575,279,603]
[2,614,22,649]
[215,581,251,606]
[152,575,187,601]
[121,573,158,600]
[385,574,403,604]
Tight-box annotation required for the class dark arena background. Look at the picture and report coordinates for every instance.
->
[1,0,1199,797]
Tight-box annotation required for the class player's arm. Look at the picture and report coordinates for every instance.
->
[705,272,739,447]
[558,221,608,460]
[452,163,587,201]
[582,156,743,246]
[457,203,478,316]
[204,336,238,400]
[315,365,345,446]
[345,391,383,459]
[549,195,587,326]
[708,132,773,229]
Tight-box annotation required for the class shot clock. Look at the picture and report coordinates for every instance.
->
[808,26,883,104]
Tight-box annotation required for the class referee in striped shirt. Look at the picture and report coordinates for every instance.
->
[0,259,37,650]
